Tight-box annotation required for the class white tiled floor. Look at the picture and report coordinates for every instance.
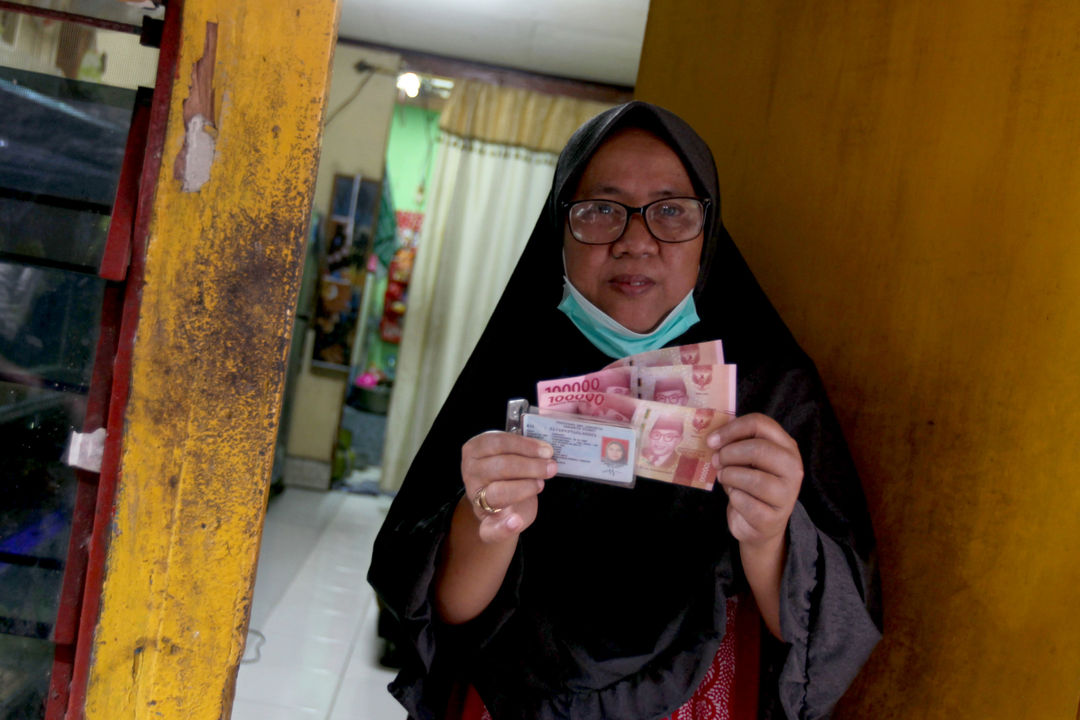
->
[231,488,405,720]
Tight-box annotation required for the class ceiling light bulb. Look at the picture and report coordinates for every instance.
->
[397,72,421,98]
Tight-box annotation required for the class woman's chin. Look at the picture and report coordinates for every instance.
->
[613,312,663,334]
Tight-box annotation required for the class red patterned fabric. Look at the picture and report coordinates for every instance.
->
[661,597,739,720]
[460,597,757,720]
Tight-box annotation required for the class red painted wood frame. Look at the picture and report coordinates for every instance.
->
[40,1,186,718]
[43,86,151,720]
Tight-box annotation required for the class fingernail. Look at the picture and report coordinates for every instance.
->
[505,513,522,530]
[538,445,554,459]
[706,434,721,449]
[536,479,545,492]
[546,461,558,476]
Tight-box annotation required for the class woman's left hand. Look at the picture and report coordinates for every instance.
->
[707,413,803,548]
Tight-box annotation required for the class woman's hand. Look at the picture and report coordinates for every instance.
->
[435,431,557,623]
[707,413,803,547]
[707,413,803,639]
[461,431,558,544]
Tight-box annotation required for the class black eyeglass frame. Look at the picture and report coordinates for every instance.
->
[561,196,712,245]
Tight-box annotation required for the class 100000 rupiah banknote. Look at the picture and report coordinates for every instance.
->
[539,391,734,491]
[536,364,735,414]
[602,340,724,369]
[634,364,735,413]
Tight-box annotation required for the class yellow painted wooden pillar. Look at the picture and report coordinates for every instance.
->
[81,1,340,718]
[637,1,1080,718]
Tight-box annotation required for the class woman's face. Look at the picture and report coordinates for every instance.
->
[563,127,704,333]
[604,441,625,463]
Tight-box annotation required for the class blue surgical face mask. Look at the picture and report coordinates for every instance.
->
[557,276,699,359]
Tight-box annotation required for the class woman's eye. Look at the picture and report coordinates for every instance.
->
[576,202,620,223]
[656,203,683,218]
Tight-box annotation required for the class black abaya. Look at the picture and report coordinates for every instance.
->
[368,101,881,720]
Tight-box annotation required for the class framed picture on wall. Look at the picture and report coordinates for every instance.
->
[330,175,354,219]
[325,219,351,274]
[353,179,380,231]
[312,173,383,371]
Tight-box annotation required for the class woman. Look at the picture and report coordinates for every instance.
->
[603,439,628,465]
[369,101,881,719]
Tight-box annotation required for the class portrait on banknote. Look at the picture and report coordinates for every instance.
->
[652,376,690,405]
[642,413,684,469]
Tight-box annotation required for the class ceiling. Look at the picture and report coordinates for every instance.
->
[337,0,650,87]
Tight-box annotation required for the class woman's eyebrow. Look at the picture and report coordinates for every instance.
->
[578,184,688,199]
[579,183,625,196]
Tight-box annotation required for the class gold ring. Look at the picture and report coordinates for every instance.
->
[474,486,502,514]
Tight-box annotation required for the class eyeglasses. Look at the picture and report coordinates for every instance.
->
[562,197,709,245]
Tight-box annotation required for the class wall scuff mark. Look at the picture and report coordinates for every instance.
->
[174,22,218,192]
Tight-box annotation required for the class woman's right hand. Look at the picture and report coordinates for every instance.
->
[461,431,557,544]
[435,432,558,623]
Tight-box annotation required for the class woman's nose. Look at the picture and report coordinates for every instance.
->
[612,213,658,256]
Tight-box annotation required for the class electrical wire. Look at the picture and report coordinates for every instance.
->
[324,70,375,127]
[241,628,266,664]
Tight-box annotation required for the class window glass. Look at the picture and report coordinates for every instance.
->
[0,635,53,718]
[1,67,135,271]
[0,7,158,89]
[1,0,163,27]
[0,5,151,718]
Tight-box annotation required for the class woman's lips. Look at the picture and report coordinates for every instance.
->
[608,275,655,296]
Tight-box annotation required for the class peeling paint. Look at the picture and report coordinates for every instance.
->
[174,21,218,192]
[179,113,216,191]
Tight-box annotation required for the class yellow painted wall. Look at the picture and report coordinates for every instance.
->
[283,328,350,463]
[83,1,339,717]
[284,42,399,463]
[637,2,1080,718]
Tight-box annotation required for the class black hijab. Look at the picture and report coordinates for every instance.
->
[503,101,722,312]
[369,101,880,720]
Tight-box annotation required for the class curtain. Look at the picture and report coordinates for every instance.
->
[380,80,611,493]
